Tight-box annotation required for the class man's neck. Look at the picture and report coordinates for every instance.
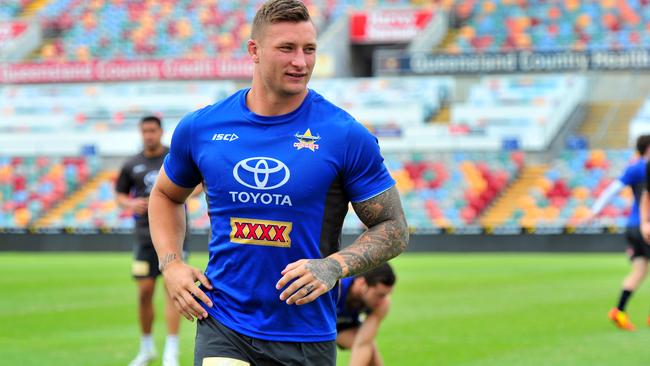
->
[143,145,165,158]
[246,85,308,116]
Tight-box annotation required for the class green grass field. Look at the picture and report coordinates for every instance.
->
[2,252,650,365]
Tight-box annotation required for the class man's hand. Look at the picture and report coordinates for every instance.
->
[131,197,149,215]
[372,296,391,319]
[162,259,214,321]
[276,258,342,306]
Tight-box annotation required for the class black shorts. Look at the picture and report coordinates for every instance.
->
[625,226,650,259]
[131,241,188,278]
[336,318,361,333]
[194,316,336,366]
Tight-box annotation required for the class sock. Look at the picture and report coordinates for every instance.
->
[164,335,179,355]
[141,334,155,353]
[617,289,633,311]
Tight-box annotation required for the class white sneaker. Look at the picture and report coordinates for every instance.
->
[162,350,179,366]
[128,350,156,366]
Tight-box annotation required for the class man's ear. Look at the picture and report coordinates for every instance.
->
[247,39,259,63]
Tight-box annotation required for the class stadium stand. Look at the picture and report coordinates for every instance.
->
[10,152,521,234]
[34,169,210,232]
[0,0,27,21]
[28,0,444,62]
[628,97,650,147]
[0,155,100,228]
[343,151,524,232]
[482,149,634,229]
[447,0,650,53]
[0,81,236,134]
[310,76,453,133]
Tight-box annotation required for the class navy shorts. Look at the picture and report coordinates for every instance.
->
[131,241,188,278]
[625,226,650,259]
[194,316,336,366]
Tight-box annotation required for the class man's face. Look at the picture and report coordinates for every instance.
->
[252,21,317,97]
[361,282,393,310]
[140,121,162,150]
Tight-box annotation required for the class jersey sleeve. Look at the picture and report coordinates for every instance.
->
[163,113,202,188]
[342,122,395,203]
[646,161,650,192]
[115,163,133,195]
[619,164,636,186]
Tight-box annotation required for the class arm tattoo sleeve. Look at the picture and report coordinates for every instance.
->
[159,253,178,273]
[340,186,408,277]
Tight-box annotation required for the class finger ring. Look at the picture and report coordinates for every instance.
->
[305,285,314,294]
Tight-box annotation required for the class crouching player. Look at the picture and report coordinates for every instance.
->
[336,263,395,366]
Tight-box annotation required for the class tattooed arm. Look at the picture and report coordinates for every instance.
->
[276,186,408,305]
[333,186,408,277]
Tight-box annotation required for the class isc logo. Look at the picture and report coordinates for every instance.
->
[212,133,239,142]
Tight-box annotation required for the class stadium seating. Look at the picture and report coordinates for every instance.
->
[36,170,210,232]
[0,81,236,134]
[310,77,453,133]
[448,0,650,53]
[489,149,634,228]
[32,0,442,61]
[0,156,100,228]
[450,74,586,150]
[343,151,524,233]
[19,152,520,233]
[10,150,637,233]
[0,0,26,21]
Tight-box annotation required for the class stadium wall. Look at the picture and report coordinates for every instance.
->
[0,233,627,253]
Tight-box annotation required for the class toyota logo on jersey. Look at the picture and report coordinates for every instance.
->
[233,157,290,190]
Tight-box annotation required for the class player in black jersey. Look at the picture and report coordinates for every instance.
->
[116,116,187,366]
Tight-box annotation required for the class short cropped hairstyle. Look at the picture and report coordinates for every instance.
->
[251,0,311,40]
[362,263,396,287]
[636,134,650,156]
[140,115,162,128]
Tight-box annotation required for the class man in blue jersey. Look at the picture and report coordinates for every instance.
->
[336,263,395,366]
[588,135,650,330]
[147,0,408,365]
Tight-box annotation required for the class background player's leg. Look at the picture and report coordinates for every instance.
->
[163,280,181,366]
[130,277,157,366]
[621,257,648,294]
[138,277,157,334]
[609,256,648,331]
[369,342,384,366]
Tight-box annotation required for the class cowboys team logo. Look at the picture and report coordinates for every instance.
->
[293,128,320,152]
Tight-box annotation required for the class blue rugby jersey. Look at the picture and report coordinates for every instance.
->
[163,88,395,342]
[619,158,646,227]
[335,277,362,324]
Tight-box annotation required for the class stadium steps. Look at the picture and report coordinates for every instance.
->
[577,102,614,139]
[34,170,115,227]
[430,105,450,124]
[598,101,641,149]
[19,0,51,17]
[26,39,54,61]
[435,29,458,51]
[479,164,548,227]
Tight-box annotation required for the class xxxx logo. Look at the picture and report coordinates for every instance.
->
[230,217,292,248]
